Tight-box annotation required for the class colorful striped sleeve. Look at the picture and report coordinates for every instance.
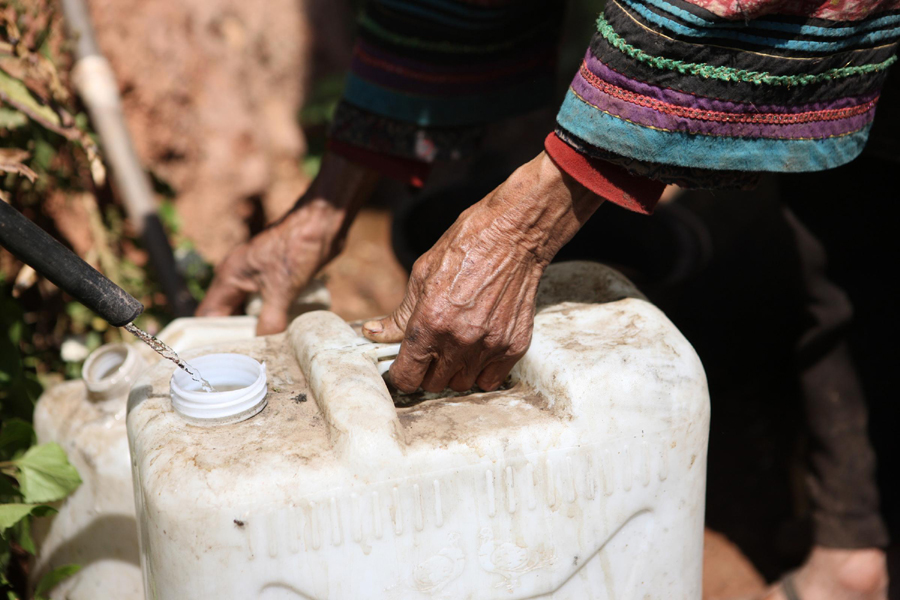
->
[328,0,566,186]
[549,0,900,213]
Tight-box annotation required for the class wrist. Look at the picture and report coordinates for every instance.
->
[305,150,381,205]
[486,151,602,266]
[282,151,382,254]
[282,199,346,246]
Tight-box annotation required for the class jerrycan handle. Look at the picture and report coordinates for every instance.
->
[289,311,406,467]
[362,343,401,378]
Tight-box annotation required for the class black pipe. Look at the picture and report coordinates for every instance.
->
[141,214,196,317]
[0,200,143,327]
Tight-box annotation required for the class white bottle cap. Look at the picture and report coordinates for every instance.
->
[169,353,267,426]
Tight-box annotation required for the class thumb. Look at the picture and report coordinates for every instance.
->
[256,294,292,336]
[363,291,416,343]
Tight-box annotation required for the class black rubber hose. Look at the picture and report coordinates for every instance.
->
[0,200,143,327]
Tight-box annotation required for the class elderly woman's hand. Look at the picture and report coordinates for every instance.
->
[363,151,601,393]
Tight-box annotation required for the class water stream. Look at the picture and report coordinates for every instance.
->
[124,322,217,393]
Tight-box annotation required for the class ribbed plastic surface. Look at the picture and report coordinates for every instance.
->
[127,263,710,600]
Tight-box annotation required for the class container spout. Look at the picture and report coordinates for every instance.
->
[0,200,144,327]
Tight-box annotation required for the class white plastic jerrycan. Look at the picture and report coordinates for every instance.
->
[127,262,710,599]
[31,316,258,600]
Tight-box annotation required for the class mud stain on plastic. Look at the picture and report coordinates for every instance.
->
[397,383,555,447]
[131,335,337,492]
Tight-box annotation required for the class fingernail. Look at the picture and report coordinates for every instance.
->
[363,320,382,334]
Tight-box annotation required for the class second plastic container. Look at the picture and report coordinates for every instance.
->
[31,316,258,599]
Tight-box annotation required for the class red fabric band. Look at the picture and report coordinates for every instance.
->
[327,139,430,188]
[544,132,664,215]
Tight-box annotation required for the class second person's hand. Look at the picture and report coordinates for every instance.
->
[197,152,379,335]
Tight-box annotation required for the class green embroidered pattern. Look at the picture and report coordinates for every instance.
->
[596,13,898,86]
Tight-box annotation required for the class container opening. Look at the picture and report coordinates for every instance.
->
[170,353,268,426]
[388,378,514,407]
[84,345,128,383]
[368,344,513,406]
[82,343,145,400]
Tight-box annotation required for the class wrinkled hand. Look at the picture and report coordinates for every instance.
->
[197,153,378,334]
[363,151,601,393]
[196,204,337,334]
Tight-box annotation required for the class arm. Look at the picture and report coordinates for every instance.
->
[365,0,899,390]
[198,0,567,332]
[363,151,601,392]
[548,0,895,206]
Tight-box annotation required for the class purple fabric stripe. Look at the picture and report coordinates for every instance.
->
[350,53,552,96]
[583,50,880,114]
[570,73,876,139]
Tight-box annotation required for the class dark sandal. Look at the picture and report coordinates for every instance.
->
[781,572,802,600]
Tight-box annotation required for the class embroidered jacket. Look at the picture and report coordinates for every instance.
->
[328,0,900,213]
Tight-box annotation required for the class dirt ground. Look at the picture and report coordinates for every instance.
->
[83,0,351,263]
[321,208,408,323]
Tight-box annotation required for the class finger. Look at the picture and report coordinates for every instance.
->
[363,289,417,343]
[475,356,519,391]
[420,348,468,393]
[448,359,483,392]
[197,275,247,317]
[388,324,433,393]
[255,293,293,335]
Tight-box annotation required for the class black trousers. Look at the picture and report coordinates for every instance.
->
[561,178,889,554]
[787,208,887,549]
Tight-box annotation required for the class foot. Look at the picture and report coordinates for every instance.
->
[761,547,888,600]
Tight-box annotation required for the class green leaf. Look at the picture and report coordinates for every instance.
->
[13,512,34,554]
[32,138,55,172]
[12,444,81,504]
[0,504,56,532]
[158,199,180,234]
[6,320,22,346]
[0,420,36,460]
[302,154,322,179]
[0,108,28,130]
[299,74,345,127]
[34,564,81,599]
[74,112,89,131]
[0,504,35,531]
[0,71,62,130]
